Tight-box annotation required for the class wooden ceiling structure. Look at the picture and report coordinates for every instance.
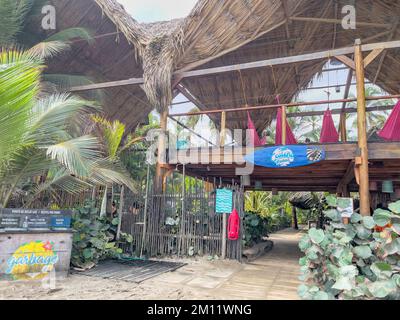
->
[45,0,400,196]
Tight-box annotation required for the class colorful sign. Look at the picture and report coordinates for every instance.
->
[245,145,326,168]
[6,240,59,280]
[215,189,233,214]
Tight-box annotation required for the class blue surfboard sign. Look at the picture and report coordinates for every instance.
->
[244,145,326,168]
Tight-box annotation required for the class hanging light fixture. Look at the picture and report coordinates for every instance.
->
[382,180,394,193]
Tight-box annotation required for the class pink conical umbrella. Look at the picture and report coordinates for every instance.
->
[320,109,339,143]
[275,107,297,145]
[247,111,266,147]
[378,100,400,141]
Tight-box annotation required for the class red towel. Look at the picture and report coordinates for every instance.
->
[275,107,297,145]
[247,111,266,147]
[378,100,400,141]
[320,109,339,143]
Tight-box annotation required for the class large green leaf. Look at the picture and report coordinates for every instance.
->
[373,209,392,227]
[353,245,372,259]
[388,201,400,214]
[309,228,325,244]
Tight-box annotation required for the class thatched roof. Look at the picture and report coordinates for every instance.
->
[49,0,400,132]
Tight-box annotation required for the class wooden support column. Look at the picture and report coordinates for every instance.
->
[281,106,287,145]
[155,109,169,191]
[220,111,227,259]
[354,39,371,216]
[292,206,298,230]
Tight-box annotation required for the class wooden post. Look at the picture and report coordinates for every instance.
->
[354,39,371,216]
[281,106,287,145]
[116,186,124,240]
[339,114,347,142]
[220,112,227,259]
[155,109,168,190]
[292,206,298,230]
[220,111,226,146]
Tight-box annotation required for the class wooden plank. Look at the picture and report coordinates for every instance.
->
[68,40,400,92]
[334,55,355,70]
[364,48,384,68]
[176,40,400,79]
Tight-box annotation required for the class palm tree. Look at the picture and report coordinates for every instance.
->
[0,49,136,208]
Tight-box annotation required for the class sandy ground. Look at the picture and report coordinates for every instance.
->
[0,229,303,300]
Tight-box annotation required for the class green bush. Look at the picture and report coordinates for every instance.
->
[71,201,133,269]
[243,212,269,247]
[298,196,400,300]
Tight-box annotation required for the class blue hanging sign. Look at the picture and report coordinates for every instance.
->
[215,189,233,214]
[244,145,326,168]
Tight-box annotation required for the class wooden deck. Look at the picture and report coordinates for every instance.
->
[173,142,400,192]
[212,228,303,300]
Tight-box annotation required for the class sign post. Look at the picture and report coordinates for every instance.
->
[215,189,233,259]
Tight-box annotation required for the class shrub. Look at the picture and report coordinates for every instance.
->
[298,196,400,300]
[243,212,269,247]
[71,201,133,269]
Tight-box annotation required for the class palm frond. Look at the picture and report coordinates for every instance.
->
[28,41,70,59]
[46,27,94,44]
[0,49,42,166]
[0,0,34,45]
[29,93,99,145]
[88,160,137,192]
[25,168,92,206]
[91,115,125,158]
[46,136,102,177]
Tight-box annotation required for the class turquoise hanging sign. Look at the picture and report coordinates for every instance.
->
[215,189,233,214]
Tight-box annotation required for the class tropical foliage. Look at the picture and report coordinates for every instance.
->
[0,49,136,208]
[298,196,400,300]
[71,200,133,269]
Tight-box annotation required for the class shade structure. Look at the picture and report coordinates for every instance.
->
[247,111,266,147]
[275,107,297,145]
[378,100,400,141]
[320,109,339,143]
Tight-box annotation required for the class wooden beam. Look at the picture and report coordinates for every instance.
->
[354,39,370,216]
[169,94,400,117]
[68,40,400,93]
[220,111,226,146]
[289,17,392,29]
[155,109,169,191]
[177,40,400,79]
[339,68,353,142]
[364,48,384,68]
[334,55,355,70]
[373,20,399,84]
[286,104,395,118]
[69,77,144,92]
[337,160,355,193]
[281,106,287,145]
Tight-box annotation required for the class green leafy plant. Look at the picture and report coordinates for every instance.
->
[71,201,132,269]
[298,197,400,300]
[243,212,269,247]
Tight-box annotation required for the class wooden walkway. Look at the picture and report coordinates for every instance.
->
[212,228,304,300]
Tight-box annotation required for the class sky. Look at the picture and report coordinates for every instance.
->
[117,0,197,23]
